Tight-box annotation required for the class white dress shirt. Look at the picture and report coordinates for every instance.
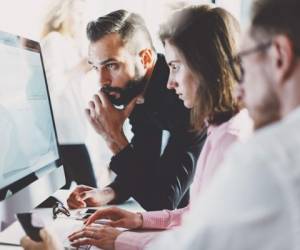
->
[147,106,300,250]
[41,32,87,144]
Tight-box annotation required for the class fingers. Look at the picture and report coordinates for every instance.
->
[67,186,92,209]
[98,89,111,108]
[79,190,94,201]
[88,101,96,119]
[84,207,119,226]
[68,227,101,247]
[70,238,98,248]
[84,210,106,226]
[39,228,48,241]
[85,108,92,122]
[68,227,97,242]
[20,236,33,249]
[67,199,86,209]
[67,191,86,209]
[93,94,102,113]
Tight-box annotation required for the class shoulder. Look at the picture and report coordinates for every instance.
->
[208,109,253,147]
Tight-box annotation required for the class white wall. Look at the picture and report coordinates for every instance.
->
[0,0,214,46]
[0,0,49,40]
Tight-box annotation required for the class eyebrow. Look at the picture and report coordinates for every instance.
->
[88,58,118,66]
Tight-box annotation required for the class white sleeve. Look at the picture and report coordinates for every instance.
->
[146,145,293,250]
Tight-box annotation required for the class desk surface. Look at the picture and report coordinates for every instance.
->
[0,189,144,250]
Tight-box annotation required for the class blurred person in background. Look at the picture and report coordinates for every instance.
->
[40,0,97,189]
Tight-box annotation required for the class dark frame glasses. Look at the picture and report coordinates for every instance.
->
[229,41,272,84]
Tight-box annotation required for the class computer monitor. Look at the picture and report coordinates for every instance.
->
[0,30,65,231]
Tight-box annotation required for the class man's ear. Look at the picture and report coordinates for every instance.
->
[272,35,296,84]
[139,49,154,69]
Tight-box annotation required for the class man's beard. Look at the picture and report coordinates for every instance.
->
[250,88,281,130]
[101,75,147,106]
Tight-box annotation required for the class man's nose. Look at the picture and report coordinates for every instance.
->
[98,69,111,87]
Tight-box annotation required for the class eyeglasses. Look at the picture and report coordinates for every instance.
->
[52,201,70,219]
[229,41,272,84]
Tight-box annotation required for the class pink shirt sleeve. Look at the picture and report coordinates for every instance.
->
[141,206,189,229]
[114,207,189,250]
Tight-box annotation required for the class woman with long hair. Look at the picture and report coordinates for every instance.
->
[21,4,253,250]
[67,5,253,250]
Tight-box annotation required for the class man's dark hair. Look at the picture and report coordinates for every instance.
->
[251,0,300,53]
[86,9,155,53]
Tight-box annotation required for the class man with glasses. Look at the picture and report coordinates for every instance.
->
[20,0,300,249]
[146,0,300,249]
[230,40,280,129]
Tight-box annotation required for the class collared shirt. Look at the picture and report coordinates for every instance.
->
[146,106,300,250]
[114,109,253,250]
[108,54,207,210]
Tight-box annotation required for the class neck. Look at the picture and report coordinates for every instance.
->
[280,77,300,118]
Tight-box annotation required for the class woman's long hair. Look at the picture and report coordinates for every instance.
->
[160,5,240,130]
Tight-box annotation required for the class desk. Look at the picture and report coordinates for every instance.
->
[0,190,144,249]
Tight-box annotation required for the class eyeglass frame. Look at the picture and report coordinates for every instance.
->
[229,41,272,84]
[52,201,71,219]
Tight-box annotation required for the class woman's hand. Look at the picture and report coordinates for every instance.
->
[68,225,121,250]
[85,206,143,229]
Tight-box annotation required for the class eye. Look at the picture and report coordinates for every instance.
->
[170,63,180,73]
[105,63,119,70]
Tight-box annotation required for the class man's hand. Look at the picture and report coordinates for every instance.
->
[85,91,137,154]
[84,207,143,229]
[67,185,116,209]
[21,228,63,250]
[68,225,121,250]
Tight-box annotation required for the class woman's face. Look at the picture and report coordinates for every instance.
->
[164,40,200,109]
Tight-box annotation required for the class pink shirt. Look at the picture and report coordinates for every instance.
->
[115,110,253,250]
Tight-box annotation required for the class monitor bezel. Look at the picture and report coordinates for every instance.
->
[0,30,62,200]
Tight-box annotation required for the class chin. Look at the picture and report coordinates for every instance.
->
[250,109,280,130]
[183,100,193,109]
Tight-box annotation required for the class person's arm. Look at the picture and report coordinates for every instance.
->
[108,117,207,210]
[145,144,288,250]
[112,207,188,250]
[141,206,188,229]
[106,121,164,204]
[20,228,63,250]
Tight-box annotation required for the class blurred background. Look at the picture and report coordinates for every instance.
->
[0,0,253,50]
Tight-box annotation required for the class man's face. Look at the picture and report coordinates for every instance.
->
[88,33,146,106]
[239,31,280,129]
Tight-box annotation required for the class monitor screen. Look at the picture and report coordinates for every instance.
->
[0,32,59,190]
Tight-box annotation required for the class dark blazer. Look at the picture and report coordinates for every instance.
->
[108,54,207,211]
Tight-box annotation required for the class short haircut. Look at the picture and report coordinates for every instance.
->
[159,5,240,130]
[251,0,300,54]
[86,9,155,53]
